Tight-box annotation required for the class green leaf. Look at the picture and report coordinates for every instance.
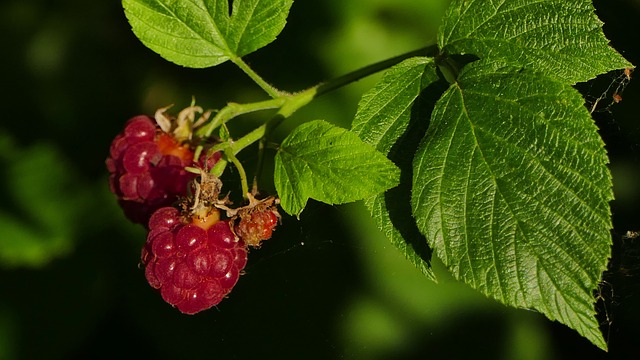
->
[412,60,612,349]
[352,57,442,280]
[123,0,293,68]
[274,120,400,216]
[439,0,632,84]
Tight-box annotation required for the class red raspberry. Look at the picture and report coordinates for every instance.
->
[106,115,218,225]
[233,196,280,247]
[141,207,248,314]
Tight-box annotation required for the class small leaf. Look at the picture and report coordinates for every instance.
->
[412,60,612,349]
[274,120,400,216]
[123,0,293,68]
[352,57,442,280]
[439,0,632,83]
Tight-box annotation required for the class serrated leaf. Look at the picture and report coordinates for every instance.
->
[274,120,400,216]
[439,0,632,84]
[412,61,612,349]
[123,0,293,68]
[352,57,442,280]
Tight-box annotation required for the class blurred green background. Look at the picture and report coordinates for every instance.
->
[1,0,639,359]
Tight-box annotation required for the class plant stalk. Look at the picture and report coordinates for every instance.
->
[232,57,283,98]
[212,44,441,183]
[315,44,439,97]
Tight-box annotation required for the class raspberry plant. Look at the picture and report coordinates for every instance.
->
[111,0,634,350]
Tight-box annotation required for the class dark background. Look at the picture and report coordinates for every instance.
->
[0,0,639,359]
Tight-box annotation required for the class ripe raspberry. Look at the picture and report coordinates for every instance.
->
[106,114,219,225]
[142,207,248,314]
[233,195,280,247]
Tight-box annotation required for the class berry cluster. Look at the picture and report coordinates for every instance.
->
[107,106,280,314]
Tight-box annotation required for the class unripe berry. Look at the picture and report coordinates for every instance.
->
[233,195,280,247]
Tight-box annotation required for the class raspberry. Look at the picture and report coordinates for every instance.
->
[106,114,219,225]
[141,207,248,314]
[233,195,280,247]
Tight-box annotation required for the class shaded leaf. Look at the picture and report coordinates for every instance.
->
[352,57,443,280]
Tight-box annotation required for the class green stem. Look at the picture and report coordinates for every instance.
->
[251,87,317,187]
[207,88,316,156]
[197,98,285,139]
[231,57,283,98]
[315,44,439,97]
[204,44,441,182]
[206,122,269,186]
[210,158,228,178]
[194,98,285,160]
[225,150,249,199]
[252,140,264,194]
[230,124,267,155]
[248,44,439,147]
